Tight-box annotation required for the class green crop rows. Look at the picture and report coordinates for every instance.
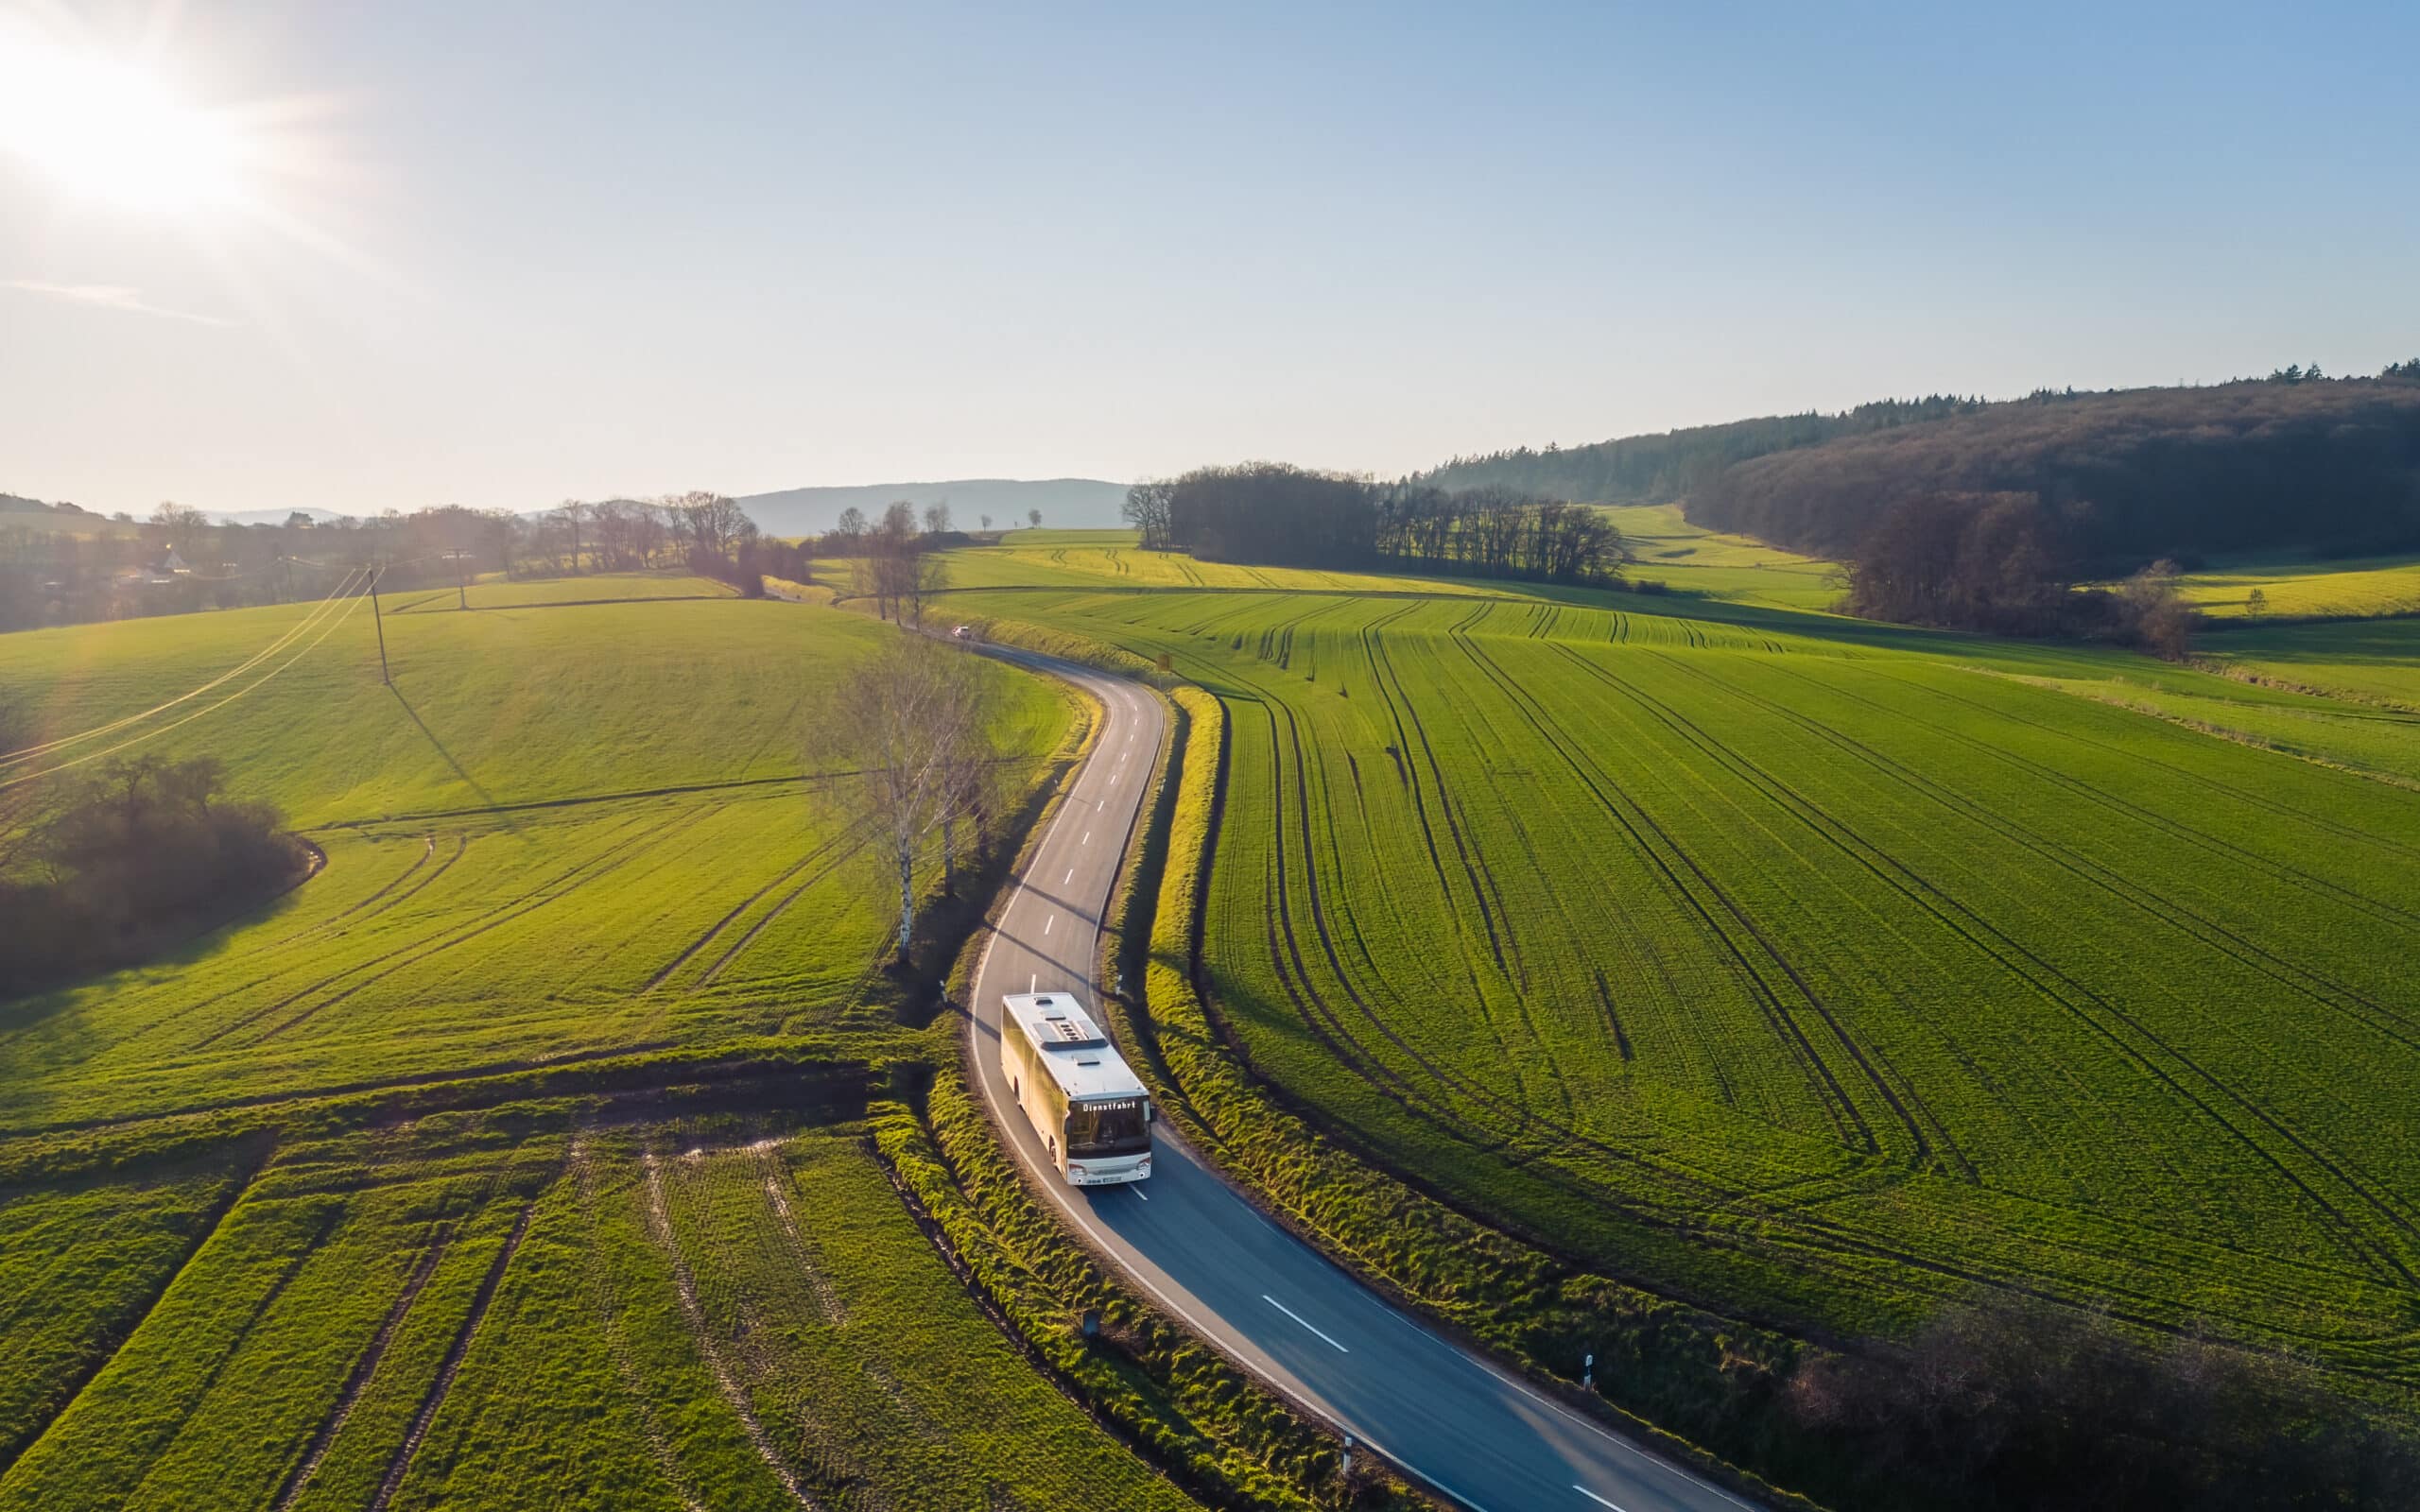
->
[0,1105,1200,1510]
[955,575,2420,1393]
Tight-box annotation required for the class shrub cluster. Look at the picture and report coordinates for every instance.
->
[1,756,305,996]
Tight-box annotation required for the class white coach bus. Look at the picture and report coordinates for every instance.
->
[1000,992,1152,1185]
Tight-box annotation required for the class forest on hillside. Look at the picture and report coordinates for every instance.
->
[1692,375,2420,568]
[1413,395,1984,503]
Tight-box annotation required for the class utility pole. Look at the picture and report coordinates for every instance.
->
[370,563,391,684]
[448,549,468,610]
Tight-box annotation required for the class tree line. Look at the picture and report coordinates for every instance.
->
[0,491,812,632]
[1695,374,2420,642]
[1128,462,1630,586]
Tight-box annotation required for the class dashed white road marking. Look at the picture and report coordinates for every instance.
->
[1262,1295,1350,1353]
[1044,916,1053,936]
[1082,832,1092,845]
[1063,868,1074,885]
[1573,1488,1630,1512]
[1028,973,1036,992]
[1132,1186,1149,1201]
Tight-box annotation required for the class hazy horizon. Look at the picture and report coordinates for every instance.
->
[4,0,2415,519]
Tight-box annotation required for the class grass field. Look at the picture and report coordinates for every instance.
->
[0,587,1072,1129]
[933,522,1843,611]
[0,1105,1201,1511]
[942,564,2420,1395]
[1599,503,1843,610]
[382,569,739,615]
[2172,552,2420,621]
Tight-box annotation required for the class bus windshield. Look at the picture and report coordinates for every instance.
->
[1064,1098,1150,1157]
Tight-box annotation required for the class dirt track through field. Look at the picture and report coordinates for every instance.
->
[271,1229,454,1512]
[640,1153,825,1510]
[367,1204,534,1512]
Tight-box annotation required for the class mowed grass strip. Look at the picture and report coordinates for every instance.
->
[958,577,2420,1389]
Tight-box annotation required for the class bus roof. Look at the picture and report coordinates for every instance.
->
[1002,993,1148,1103]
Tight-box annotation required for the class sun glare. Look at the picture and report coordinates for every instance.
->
[0,31,254,213]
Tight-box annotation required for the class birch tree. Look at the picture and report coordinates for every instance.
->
[815,636,1002,961]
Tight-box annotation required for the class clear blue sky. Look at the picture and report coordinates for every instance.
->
[3,0,2414,516]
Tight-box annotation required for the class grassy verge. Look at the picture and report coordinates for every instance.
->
[871,1076,1421,1510]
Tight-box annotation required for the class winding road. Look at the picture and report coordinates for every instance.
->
[965,645,1761,1512]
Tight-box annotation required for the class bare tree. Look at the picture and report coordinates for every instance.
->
[978,513,993,534]
[1026,507,1042,530]
[551,500,593,573]
[922,502,954,536]
[908,545,949,627]
[813,637,1003,961]
[666,490,748,563]
[148,502,209,559]
[1122,479,1173,550]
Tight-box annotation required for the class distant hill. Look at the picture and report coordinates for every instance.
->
[732,477,1128,538]
[1,492,82,517]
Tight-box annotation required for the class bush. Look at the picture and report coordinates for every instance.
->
[1,756,305,995]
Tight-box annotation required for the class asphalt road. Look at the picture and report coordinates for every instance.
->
[964,645,1760,1512]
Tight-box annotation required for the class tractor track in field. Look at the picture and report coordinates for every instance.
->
[569,1138,713,1512]
[271,1228,456,1512]
[367,1204,535,1512]
[1361,610,1514,978]
[1926,670,2420,869]
[1774,657,2420,939]
[696,827,882,994]
[1448,627,1904,1160]
[1599,649,2420,1276]
[197,806,682,1051]
[1568,645,2420,1283]
[754,1143,847,1325]
[1248,655,1785,1192]
[640,1152,828,1510]
[1207,651,2414,1348]
[270,834,436,946]
[644,816,873,992]
[1654,651,2420,1052]
[0,1151,267,1481]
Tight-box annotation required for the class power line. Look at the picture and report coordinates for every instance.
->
[0,568,372,770]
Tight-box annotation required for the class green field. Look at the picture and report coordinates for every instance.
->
[1599,503,1843,610]
[0,585,1232,1507]
[382,569,738,615]
[2172,552,2420,621]
[0,1106,1200,1511]
[935,522,1842,612]
[942,563,2420,1394]
[0,587,1071,1129]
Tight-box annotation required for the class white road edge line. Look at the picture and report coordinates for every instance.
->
[1262,1295,1349,1353]
[1573,1488,1630,1512]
